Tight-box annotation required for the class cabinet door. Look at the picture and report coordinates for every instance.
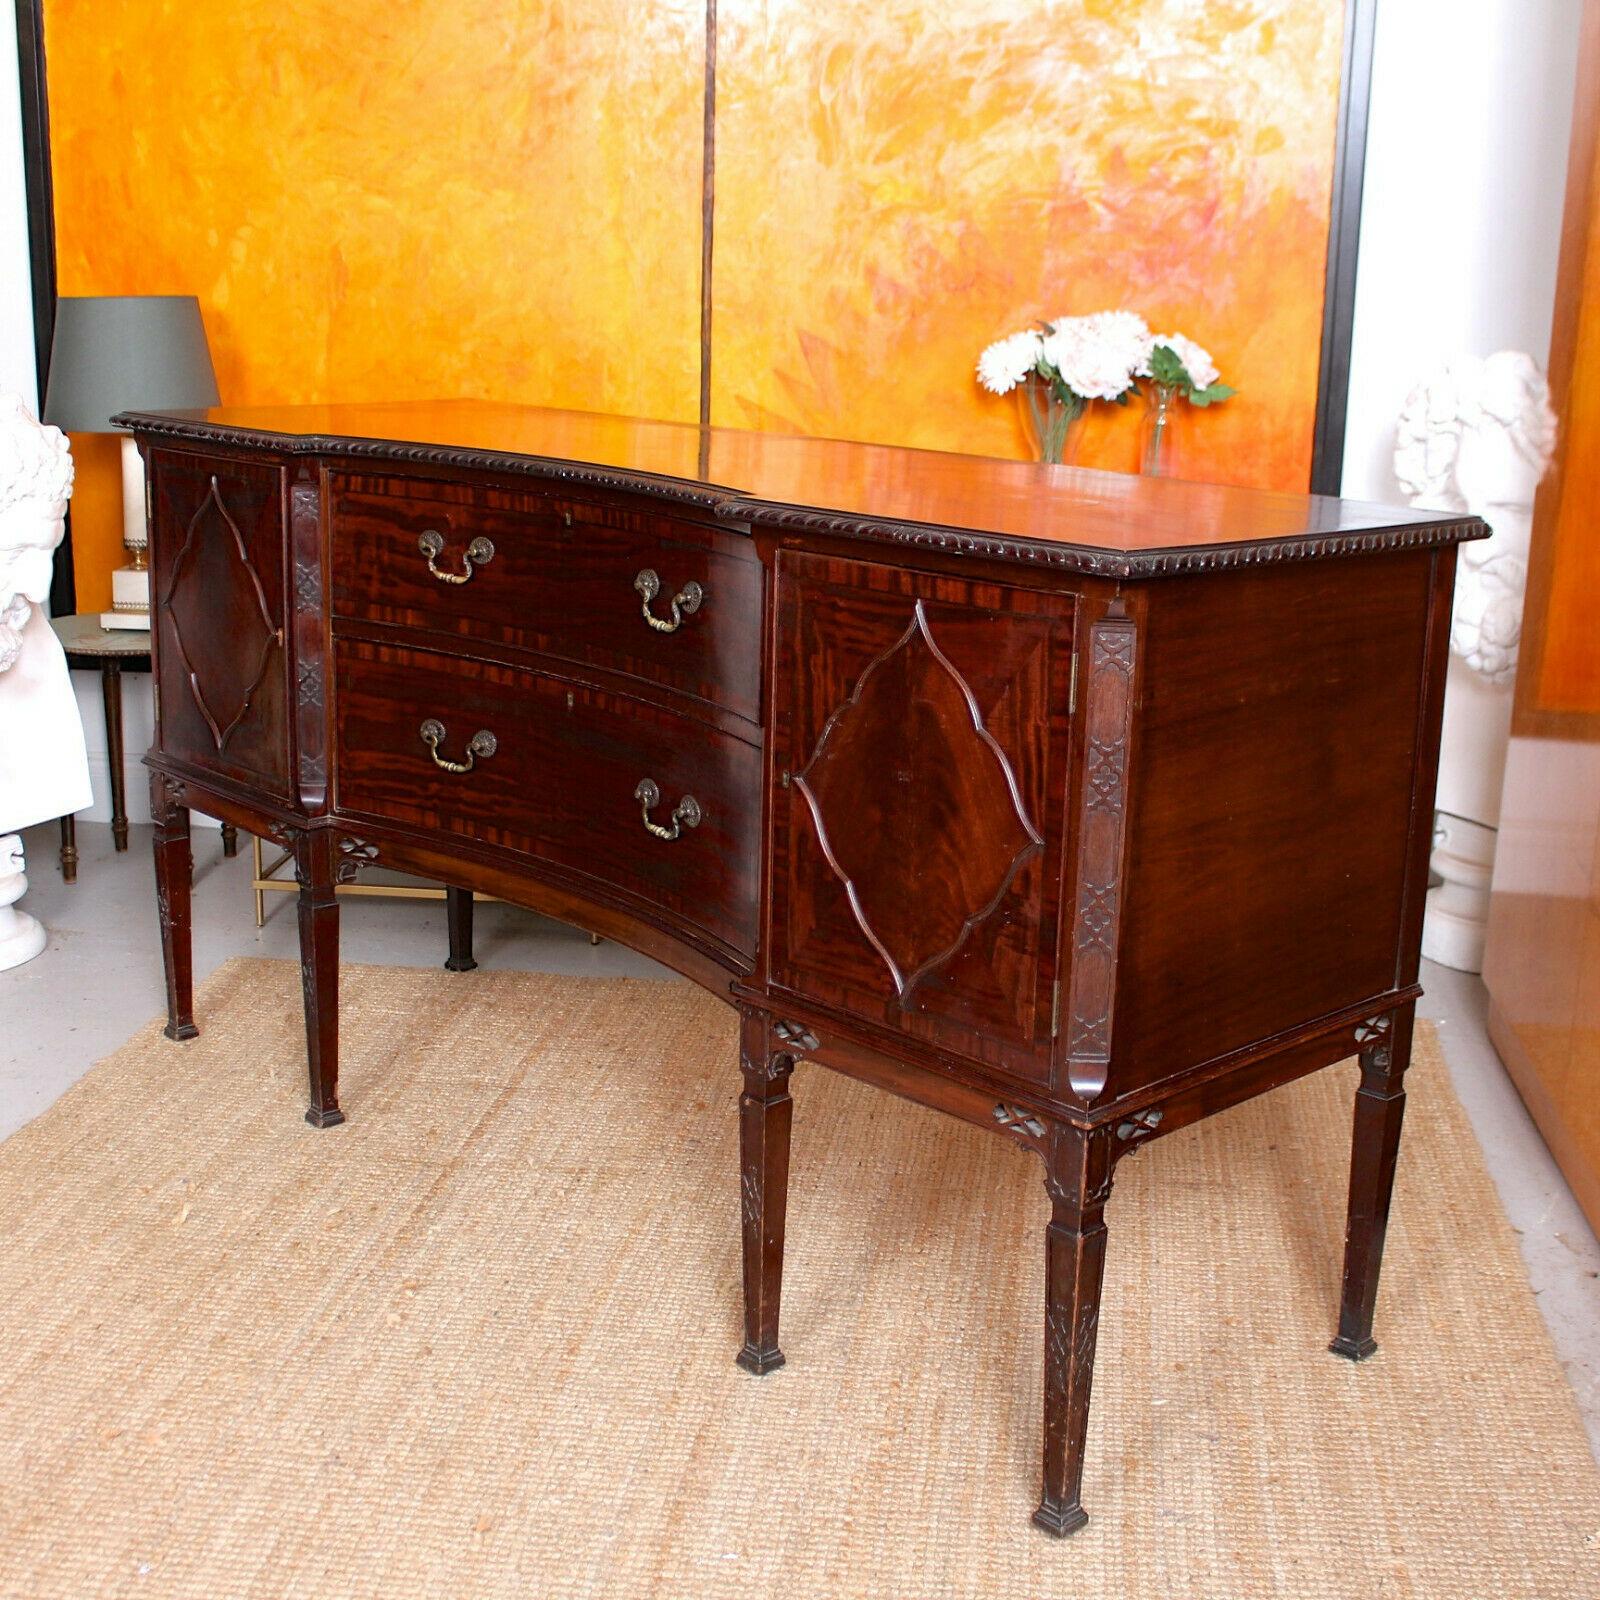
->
[770,551,1076,1084]
[149,451,291,800]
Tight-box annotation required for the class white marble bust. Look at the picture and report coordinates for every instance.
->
[1393,351,1557,684]
[0,394,92,969]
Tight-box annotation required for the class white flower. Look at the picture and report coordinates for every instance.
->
[1149,332,1220,392]
[1080,311,1153,377]
[1038,311,1150,402]
[976,330,1044,395]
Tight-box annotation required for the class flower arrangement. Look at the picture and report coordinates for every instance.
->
[976,312,1234,469]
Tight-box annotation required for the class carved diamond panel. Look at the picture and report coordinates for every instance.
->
[795,600,1042,1003]
[162,476,281,750]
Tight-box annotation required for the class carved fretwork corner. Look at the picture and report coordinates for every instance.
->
[336,836,380,885]
[1062,599,1141,1107]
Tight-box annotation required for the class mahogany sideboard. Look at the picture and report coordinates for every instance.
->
[119,400,1485,1537]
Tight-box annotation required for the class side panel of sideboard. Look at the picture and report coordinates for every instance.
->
[1108,549,1449,1097]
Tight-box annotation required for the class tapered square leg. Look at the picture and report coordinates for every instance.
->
[294,831,344,1128]
[1034,1123,1119,1537]
[1330,1006,1413,1361]
[444,885,477,972]
[736,1009,794,1376]
[151,774,197,1041]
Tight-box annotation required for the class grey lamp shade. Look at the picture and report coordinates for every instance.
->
[43,295,220,432]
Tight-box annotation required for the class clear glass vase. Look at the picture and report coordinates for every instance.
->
[1140,382,1182,477]
[1018,374,1086,465]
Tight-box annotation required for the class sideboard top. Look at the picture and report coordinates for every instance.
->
[117,399,1486,579]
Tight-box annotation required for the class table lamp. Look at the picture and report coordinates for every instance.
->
[43,295,220,629]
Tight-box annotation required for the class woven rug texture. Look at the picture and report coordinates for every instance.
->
[0,957,1596,1599]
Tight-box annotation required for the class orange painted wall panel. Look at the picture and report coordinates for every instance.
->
[48,0,1342,521]
[711,0,1342,490]
[47,0,706,420]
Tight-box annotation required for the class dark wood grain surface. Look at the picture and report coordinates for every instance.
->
[333,635,762,961]
[132,409,1477,1540]
[330,470,764,724]
[769,551,1074,1085]
[1111,551,1437,1094]
[118,400,1484,576]
[149,453,291,800]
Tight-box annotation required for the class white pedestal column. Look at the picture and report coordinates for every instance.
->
[1422,654,1515,973]
[1423,812,1498,972]
[0,834,46,970]
[1393,352,1556,975]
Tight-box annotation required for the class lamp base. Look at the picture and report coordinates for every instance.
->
[102,564,151,630]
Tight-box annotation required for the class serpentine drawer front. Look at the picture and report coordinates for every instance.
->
[126,400,1485,1541]
[329,472,763,724]
[333,636,762,963]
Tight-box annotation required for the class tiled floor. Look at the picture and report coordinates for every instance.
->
[7,818,1599,1462]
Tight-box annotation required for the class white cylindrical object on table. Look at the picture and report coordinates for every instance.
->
[120,432,148,555]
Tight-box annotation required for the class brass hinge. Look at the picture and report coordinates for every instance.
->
[1068,651,1079,716]
[1051,979,1061,1039]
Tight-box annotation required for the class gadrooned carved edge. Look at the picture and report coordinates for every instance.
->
[115,414,1485,578]
[719,501,1488,578]
[116,416,733,514]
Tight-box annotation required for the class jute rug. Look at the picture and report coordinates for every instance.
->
[1,959,1596,1599]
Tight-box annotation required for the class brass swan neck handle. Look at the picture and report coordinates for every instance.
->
[419,530,495,584]
[420,718,497,773]
[634,569,704,633]
[634,778,702,840]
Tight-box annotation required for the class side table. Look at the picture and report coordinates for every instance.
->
[50,613,238,880]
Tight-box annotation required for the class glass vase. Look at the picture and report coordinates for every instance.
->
[1018,375,1086,465]
[1140,382,1182,477]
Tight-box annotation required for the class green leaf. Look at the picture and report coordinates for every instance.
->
[1148,344,1193,390]
[1189,382,1235,408]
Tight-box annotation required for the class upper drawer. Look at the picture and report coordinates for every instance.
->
[327,472,762,724]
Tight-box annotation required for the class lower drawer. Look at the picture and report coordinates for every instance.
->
[333,638,761,960]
